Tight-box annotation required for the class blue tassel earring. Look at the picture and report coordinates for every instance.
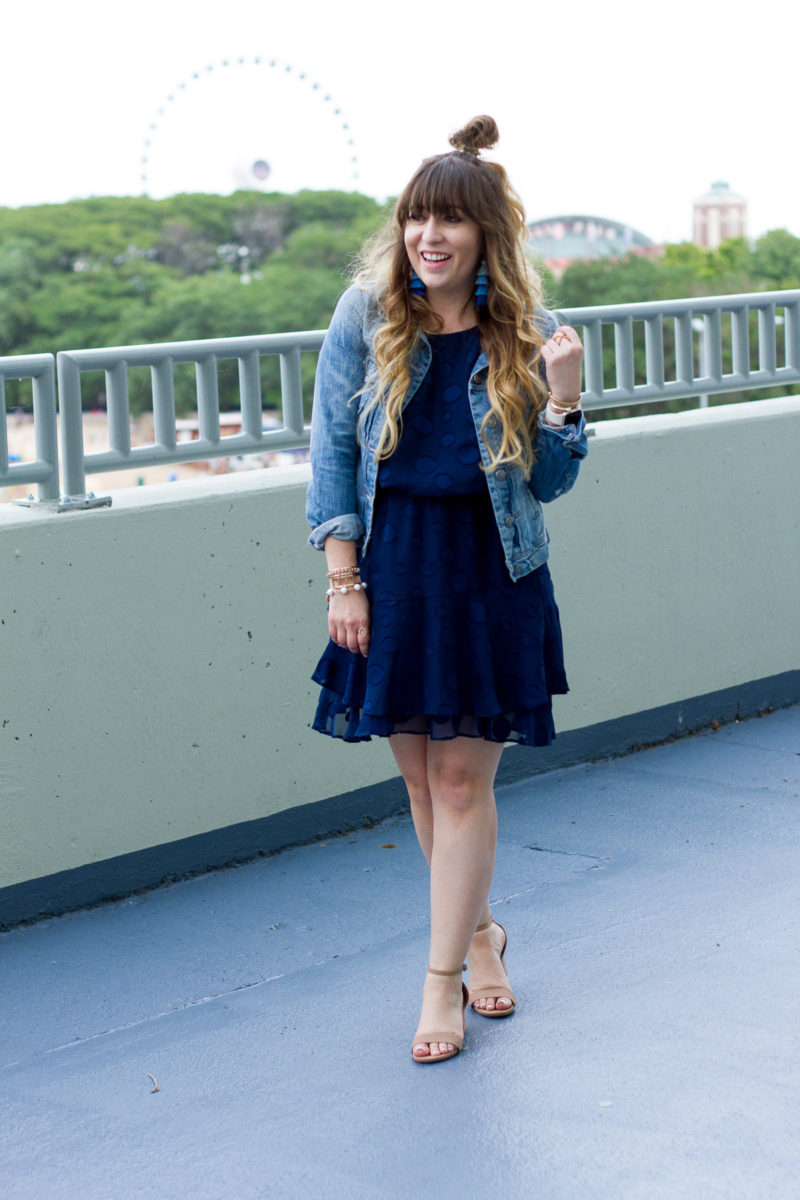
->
[409,267,425,297]
[474,260,490,307]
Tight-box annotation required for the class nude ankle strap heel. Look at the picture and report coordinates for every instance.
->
[468,919,517,1018]
[411,966,469,1064]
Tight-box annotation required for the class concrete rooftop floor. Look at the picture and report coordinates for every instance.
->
[2,703,799,1200]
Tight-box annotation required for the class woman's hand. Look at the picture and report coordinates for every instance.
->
[328,588,372,658]
[540,325,583,403]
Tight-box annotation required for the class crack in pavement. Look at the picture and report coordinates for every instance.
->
[528,845,606,861]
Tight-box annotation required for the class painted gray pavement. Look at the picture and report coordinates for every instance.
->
[1,705,799,1200]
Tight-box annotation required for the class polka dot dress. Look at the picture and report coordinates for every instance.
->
[312,327,568,744]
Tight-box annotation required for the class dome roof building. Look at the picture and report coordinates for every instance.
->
[527,214,658,276]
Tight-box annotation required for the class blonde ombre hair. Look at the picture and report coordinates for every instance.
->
[353,116,548,478]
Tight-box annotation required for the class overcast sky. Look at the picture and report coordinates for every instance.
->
[2,0,796,244]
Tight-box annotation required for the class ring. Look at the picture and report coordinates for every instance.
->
[358,627,369,637]
[553,333,567,344]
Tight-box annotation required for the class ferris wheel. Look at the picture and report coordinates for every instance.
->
[139,57,360,197]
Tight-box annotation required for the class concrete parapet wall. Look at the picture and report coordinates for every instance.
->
[549,396,799,727]
[1,396,798,918]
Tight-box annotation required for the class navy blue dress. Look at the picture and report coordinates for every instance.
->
[311,327,568,744]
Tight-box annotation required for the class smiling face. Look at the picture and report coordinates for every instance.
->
[403,207,483,309]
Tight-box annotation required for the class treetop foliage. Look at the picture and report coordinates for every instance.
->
[552,230,800,309]
[1,188,798,414]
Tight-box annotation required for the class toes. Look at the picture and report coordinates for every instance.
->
[413,1041,455,1060]
[472,994,514,1013]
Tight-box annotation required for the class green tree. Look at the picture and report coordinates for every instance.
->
[0,238,41,352]
[751,229,800,288]
[276,221,363,272]
[15,260,168,355]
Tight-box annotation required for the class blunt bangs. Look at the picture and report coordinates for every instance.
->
[399,154,492,224]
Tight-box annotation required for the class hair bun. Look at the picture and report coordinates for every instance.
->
[449,115,499,156]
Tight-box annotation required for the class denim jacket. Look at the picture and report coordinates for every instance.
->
[306,286,588,581]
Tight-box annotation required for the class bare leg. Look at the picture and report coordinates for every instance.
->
[425,737,503,970]
[391,735,504,1059]
[390,734,513,1027]
[389,734,433,864]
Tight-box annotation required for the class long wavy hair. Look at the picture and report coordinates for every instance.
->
[352,115,548,478]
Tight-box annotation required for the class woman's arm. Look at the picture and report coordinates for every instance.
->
[324,536,371,658]
[530,324,588,502]
[306,287,372,548]
[540,324,583,423]
[306,287,375,656]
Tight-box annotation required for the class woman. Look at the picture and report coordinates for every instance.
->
[306,116,587,1063]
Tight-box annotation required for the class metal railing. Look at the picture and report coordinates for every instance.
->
[56,330,324,508]
[0,354,60,501]
[2,290,799,510]
[557,289,800,410]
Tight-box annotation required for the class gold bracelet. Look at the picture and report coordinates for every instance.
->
[547,391,582,410]
[327,573,361,585]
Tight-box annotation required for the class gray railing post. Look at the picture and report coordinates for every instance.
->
[238,351,263,439]
[614,317,635,394]
[57,353,87,498]
[196,357,221,444]
[731,307,750,379]
[785,296,800,371]
[674,312,695,389]
[54,353,110,509]
[758,305,777,375]
[644,316,665,390]
[583,320,605,401]
[280,346,304,435]
[152,359,177,450]
[32,366,60,502]
[106,362,132,457]
[0,376,8,474]
[703,310,723,384]
[1,353,60,505]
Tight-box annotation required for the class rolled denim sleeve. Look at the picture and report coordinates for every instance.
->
[529,410,589,502]
[306,288,371,549]
[307,513,364,550]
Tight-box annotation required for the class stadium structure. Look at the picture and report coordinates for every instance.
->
[528,214,658,275]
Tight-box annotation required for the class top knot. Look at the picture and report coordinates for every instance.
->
[448,115,499,158]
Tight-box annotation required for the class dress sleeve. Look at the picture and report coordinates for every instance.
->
[306,287,372,549]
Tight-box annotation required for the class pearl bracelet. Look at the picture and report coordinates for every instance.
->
[326,581,368,604]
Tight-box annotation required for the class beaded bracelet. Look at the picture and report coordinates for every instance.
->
[326,581,368,605]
